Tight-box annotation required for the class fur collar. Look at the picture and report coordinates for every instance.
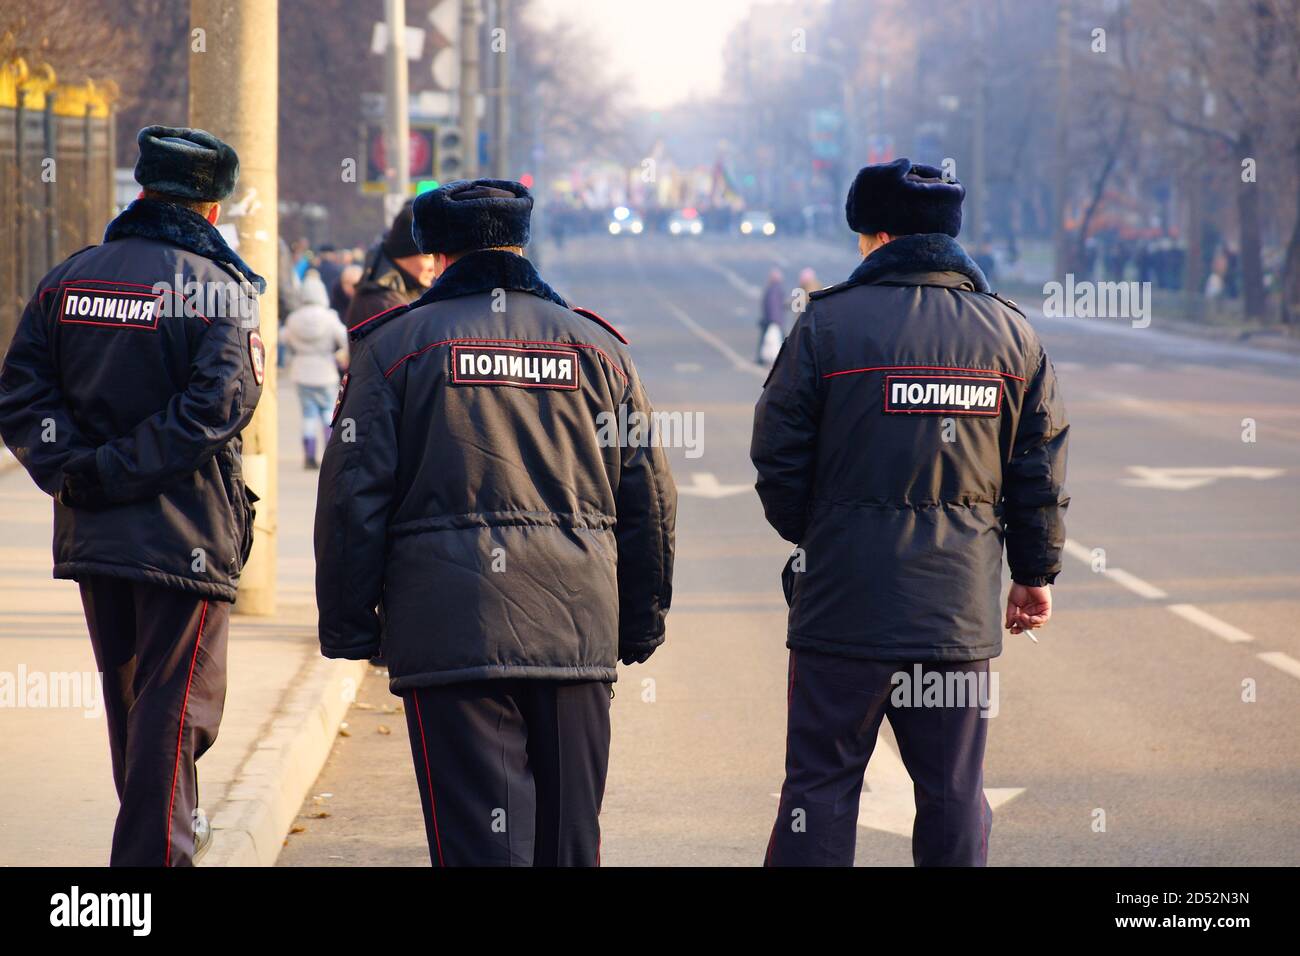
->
[411,249,567,310]
[103,198,266,293]
[840,233,989,294]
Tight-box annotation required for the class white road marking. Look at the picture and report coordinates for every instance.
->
[699,257,762,297]
[1257,651,1300,681]
[770,737,1024,838]
[1122,465,1284,491]
[1103,568,1169,600]
[1062,538,1168,599]
[1166,604,1256,644]
[658,297,766,377]
[679,472,751,499]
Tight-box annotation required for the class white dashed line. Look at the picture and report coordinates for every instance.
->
[1166,604,1256,644]
[1257,651,1300,681]
[1103,568,1169,600]
[658,298,765,377]
[1062,538,1168,599]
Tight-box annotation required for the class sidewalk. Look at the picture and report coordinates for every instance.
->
[0,394,363,866]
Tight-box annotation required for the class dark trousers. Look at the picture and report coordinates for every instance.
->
[403,679,611,867]
[766,649,992,867]
[79,576,229,867]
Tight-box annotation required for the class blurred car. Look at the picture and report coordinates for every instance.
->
[667,207,704,236]
[607,206,644,236]
[739,210,776,237]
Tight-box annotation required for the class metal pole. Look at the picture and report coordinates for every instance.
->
[15,87,26,309]
[460,0,480,179]
[384,0,410,221]
[105,104,116,221]
[83,102,93,241]
[43,91,58,269]
[190,0,279,615]
[493,0,510,179]
[970,4,986,247]
[1052,0,1072,276]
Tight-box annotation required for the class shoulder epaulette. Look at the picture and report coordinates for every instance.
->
[984,290,1026,317]
[572,306,628,344]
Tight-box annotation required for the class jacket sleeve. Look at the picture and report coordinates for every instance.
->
[0,292,98,496]
[89,305,264,505]
[751,310,824,543]
[614,361,677,658]
[314,346,400,659]
[1002,347,1070,585]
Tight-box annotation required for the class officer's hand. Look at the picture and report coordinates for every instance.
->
[619,646,656,666]
[58,455,112,511]
[1006,583,1051,635]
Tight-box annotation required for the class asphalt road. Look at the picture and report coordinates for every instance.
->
[278,233,1300,867]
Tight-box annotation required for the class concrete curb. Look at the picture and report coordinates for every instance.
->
[201,655,368,867]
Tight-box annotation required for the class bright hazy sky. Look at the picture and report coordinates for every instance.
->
[533,0,760,108]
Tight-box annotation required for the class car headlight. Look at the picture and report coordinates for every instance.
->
[631,221,643,234]
[741,222,753,234]
[690,221,702,234]
[609,222,621,234]
[763,222,776,235]
[671,222,682,234]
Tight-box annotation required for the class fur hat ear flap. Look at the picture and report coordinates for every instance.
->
[134,126,239,202]
[846,157,965,238]
[412,179,533,255]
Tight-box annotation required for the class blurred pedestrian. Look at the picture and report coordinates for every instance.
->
[757,267,785,365]
[344,200,437,336]
[330,262,362,318]
[0,126,265,866]
[282,271,348,469]
[794,266,819,310]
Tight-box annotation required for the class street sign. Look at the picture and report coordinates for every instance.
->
[361,124,438,195]
[369,22,427,59]
[428,0,460,91]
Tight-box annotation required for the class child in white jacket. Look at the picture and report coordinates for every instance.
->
[282,272,348,468]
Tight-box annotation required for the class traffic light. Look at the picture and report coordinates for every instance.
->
[435,126,463,183]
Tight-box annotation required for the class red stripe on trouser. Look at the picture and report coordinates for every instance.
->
[411,691,446,866]
[164,599,207,867]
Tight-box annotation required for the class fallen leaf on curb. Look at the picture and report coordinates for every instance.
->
[338,728,352,738]
[377,724,392,735]
[307,811,330,819]
[290,825,306,834]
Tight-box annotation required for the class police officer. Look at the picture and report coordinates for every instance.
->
[314,179,676,867]
[752,158,1069,866]
[0,127,265,866]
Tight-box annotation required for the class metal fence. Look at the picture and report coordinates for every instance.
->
[1,59,116,349]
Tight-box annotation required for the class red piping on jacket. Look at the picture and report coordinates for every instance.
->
[348,301,407,334]
[823,363,1026,383]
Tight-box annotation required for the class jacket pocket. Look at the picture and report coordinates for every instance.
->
[216,447,256,568]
